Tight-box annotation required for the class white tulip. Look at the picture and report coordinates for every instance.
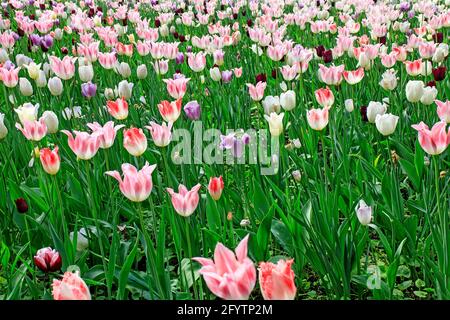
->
[280,90,296,111]
[367,101,387,123]
[117,62,131,78]
[356,200,372,225]
[209,67,221,81]
[420,86,438,105]
[137,64,148,80]
[35,70,47,87]
[14,103,39,124]
[262,96,281,115]
[405,80,424,103]
[79,65,94,82]
[345,99,354,112]
[117,80,134,99]
[19,78,33,96]
[375,113,399,136]
[41,111,59,134]
[264,112,284,137]
[0,113,8,140]
[48,77,63,96]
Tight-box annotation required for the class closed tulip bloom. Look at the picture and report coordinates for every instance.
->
[145,121,172,147]
[166,183,201,217]
[137,64,147,79]
[280,90,296,111]
[412,121,450,155]
[306,107,329,131]
[193,235,256,300]
[436,100,450,123]
[210,67,222,81]
[105,162,157,202]
[81,82,97,98]
[208,176,224,201]
[0,66,20,88]
[345,99,354,112]
[0,113,7,140]
[36,70,47,88]
[405,80,424,103]
[41,111,59,133]
[356,200,372,225]
[40,146,60,175]
[262,96,280,115]
[48,77,63,96]
[107,97,128,120]
[315,87,334,108]
[52,271,91,300]
[19,77,33,96]
[87,121,125,149]
[69,228,89,251]
[375,113,399,136]
[264,112,284,137]
[158,98,182,122]
[247,81,266,101]
[78,64,94,82]
[15,118,47,141]
[259,259,296,300]
[117,62,131,78]
[163,77,190,99]
[34,247,62,272]
[117,80,134,99]
[420,86,438,105]
[123,128,147,156]
[184,100,201,120]
[61,130,101,160]
[14,103,39,124]
[366,101,387,123]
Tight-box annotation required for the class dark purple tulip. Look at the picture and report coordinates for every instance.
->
[184,100,201,120]
[155,19,161,28]
[222,70,233,83]
[427,80,436,87]
[175,52,184,64]
[360,106,368,122]
[322,50,333,63]
[256,73,267,83]
[81,82,97,98]
[433,32,443,43]
[315,45,325,57]
[271,69,277,79]
[15,198,28,213]
[179,35,186,42]
[186,46,192,53]
[378,36,387,45]
[247,19,253,27]
[433,66,446,81]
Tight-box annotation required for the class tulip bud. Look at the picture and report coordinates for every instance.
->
[208,176,224,201]
[70,228,90,251]
[48,77,63,96]
[0,113,8,140]
[292,170,301,182]
[184,100,201,120]
[41,111,59,133]
[118,62,131,78]
[15,198,28,213]
[36,70,47,87]
[79,65,94,82]
[345,99,354,112]
[280,90,296,111]
[356,199,372,225]
[210,67,221,81]
[137,64,147,79]
[19,78,33,96]
[117,80,133,99]
[104,88,115,100]
[367,101,387,123]
[34,247,62,272]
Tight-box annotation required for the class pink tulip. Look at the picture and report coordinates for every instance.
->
[40,146,60,175]
[116,42,133,56]
[163,77,190,99]
[49,56,76,80]
[436,100,450,123]
[418,42,436,59]
[52,271,91,300]
[412,121,450,155]
[145,121,172,147]
[381,52,397,68]
[0,66,20,88]
[233,67,243,78]
[208,176,224,201]
[107,97,129,120]
[106,162,157,202]
[15,118,47,141]
[61,130,101,160]
[259,259,297,300]
[314,87,334,108]
[342,67,364,85]
[87,121,125,149]
[77,42,100,62]
[98,52,118,70]
[187,52,207,72]
[318,64,344,86]
[166,184,201,217]
[306,107,329,131]
[157,99,182,122]
[246,81,267,101]
[404,59,422,76]
[122,127,147,157]
[34,247,62,273]
[193,235,256,300]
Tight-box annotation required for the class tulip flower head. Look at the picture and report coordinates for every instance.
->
[166,184,201,217]
[34,247,62,272]
[52,271,91,300]
[259,259,297,300]
[412,121,450,155]
[208,176,224,201]
[193,235,256,300]
[356,199,372,225]
[40,146,60,175]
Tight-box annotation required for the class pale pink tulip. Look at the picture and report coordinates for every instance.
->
[106,162,157,202]
[15,118,47,141]
[49,56,76,80]
[163,77,190,99]
[193,235,256,300]
[246,81,266,101]
[435,100,450,123]
[342,67,364,85]
[411,121,450,155]
[314,87,334,108]
[318,64,344,86]
[0,67,20,88]
[145,121,172,147]
[123,128,147,157]
[306,107,329,131]
[52,271,91,300]
[87,121,125,149]
[61,130,101,160]
[166,184,201,217]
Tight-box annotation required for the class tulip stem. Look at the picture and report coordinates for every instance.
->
[185,217,198,299]
[53,175,68,240]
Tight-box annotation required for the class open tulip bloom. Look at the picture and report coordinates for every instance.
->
[2,0,450,303]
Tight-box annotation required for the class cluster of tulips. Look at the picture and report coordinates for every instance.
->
[0,0,449,301]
